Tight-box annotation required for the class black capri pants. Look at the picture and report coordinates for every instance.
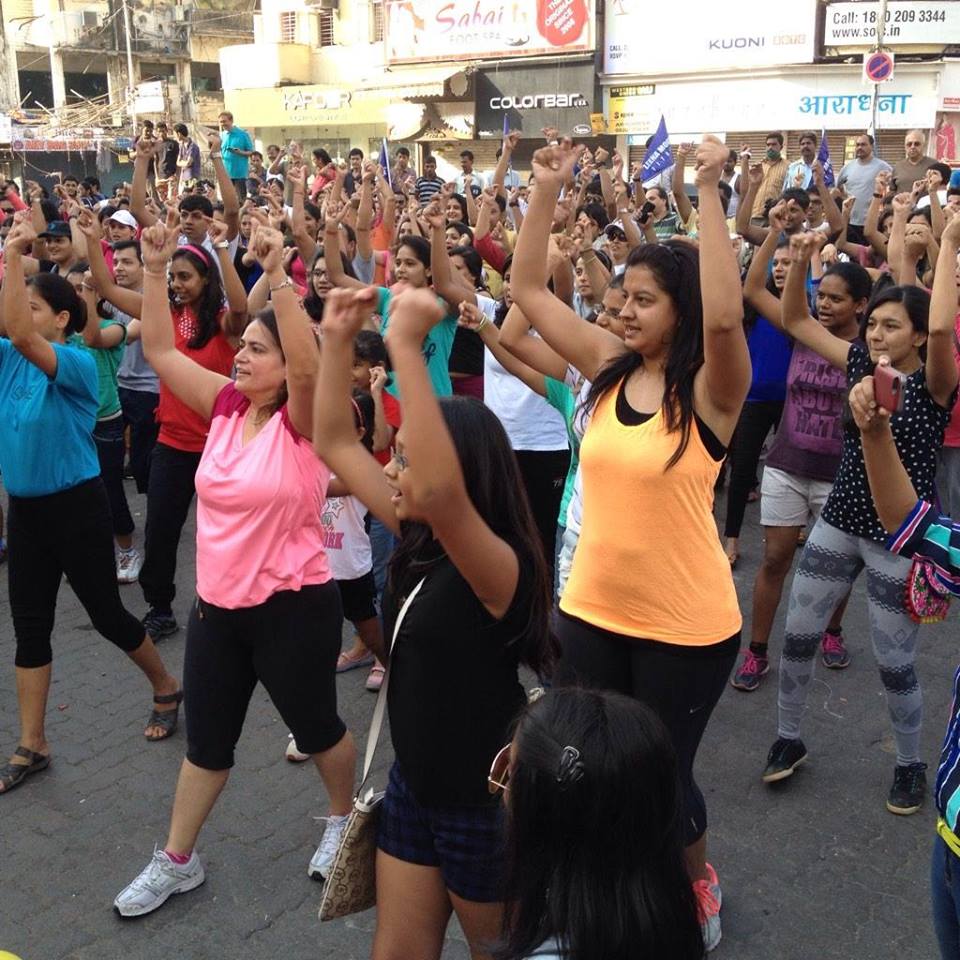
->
[184,581,346,770]
[556,613,739,846]
[9,478,146,668]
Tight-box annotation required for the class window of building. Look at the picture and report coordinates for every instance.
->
[370,0,384,42]
[318,10,335,46]
[280,10,297,43]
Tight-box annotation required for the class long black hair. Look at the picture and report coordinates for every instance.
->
[168,247,225,350]
[387,396,556,676]
[583,241,704,470]
[497,688,703,960]
[743,237,789,335]
[450,244,485,290]
[27,272,87,335]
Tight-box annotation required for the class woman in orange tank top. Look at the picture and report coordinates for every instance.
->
[511,137,751,953]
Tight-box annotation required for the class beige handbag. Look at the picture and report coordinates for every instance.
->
[319,577,426,922]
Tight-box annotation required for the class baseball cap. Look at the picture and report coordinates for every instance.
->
[40,221,71,239]
[604,222,627,240]
[108,209,138,229]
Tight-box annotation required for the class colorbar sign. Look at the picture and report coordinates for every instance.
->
[476,62,595,137]
[385,0,595,64]
[824,2,960,47]
[605,0,816,74]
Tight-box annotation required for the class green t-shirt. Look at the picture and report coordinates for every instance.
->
[544,375,580,528]
[69,319,126,419]
[376,286,458,397]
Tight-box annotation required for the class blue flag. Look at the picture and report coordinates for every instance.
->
[817,129,835,187]
[641,115,673,185]
[379,138,393,189]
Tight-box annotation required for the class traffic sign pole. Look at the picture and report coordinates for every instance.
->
[870,0,890,137]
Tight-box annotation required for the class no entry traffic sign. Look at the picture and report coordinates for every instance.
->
[863,50,895,84]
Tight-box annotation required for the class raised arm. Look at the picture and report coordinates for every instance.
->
[2,220,58,375]
[208,218,248,337]
[288,165,317,268]
[813,160,843,237]
[849,372,922,531]
[887,192,912,284]
[386,287,520,618]
[736,162,767,246]
[925,215,960,408]
[427,202,476,310]
[206,130,240,241]
[691,137,751,436]
[594,147,618,223]
[671,143,694,224]
[78,278,125,350]
[928,171,946,241]
[139,222,231,419]
[511,146,625,382]
[323,204,366,290]
[899,222,929,288]
[131,139,161,228]
[862,182,888,259]
[313,287,399,534]
[744,206,787,328]
[782,232,852,370]
[77,210,143,318]
[376,168,396,248]
[499,301,568,381]
[252,225,319,437]
[490,132,520,198]
[459,301,546,396]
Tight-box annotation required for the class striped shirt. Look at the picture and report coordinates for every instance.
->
[888,500,960,847]
[415,175,443,205]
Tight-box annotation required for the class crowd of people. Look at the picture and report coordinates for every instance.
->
[1,111,960,959]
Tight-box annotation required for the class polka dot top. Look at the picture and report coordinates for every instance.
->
[821,342,955,543]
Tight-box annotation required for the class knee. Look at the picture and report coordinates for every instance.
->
[759,546,794,580]
[14,637,53,669]
[186,740,236,771]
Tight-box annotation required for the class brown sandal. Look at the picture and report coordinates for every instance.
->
[0,745,50,795]
[145,690,183,742]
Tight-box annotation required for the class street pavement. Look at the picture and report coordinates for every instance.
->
[0,478,954,959]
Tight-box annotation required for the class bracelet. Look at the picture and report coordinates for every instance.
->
[872,192,883,199]
[210,152,222,159]
[270,279,294,292]
[213,240,230,250]
[476,316,490,333]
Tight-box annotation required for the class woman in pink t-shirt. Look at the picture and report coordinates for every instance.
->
[114,223,356,918]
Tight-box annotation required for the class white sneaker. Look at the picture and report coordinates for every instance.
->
[114,847,205,917]
[307,814,349,881]
[285,734,310,763]
[117,548,143,584]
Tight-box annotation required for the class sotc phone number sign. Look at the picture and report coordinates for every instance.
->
[824,2,960,46]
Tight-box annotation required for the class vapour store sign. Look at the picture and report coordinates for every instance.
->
[476,62,595,137]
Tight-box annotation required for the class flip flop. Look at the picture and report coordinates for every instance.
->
[0,745,50,795]
[336,649,375,673]
[145,690,183,742]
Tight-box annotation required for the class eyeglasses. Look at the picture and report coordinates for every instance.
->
[389,446,408,471]
[599,308,622,320]
[312,268,329,278]
[488,743,512,795]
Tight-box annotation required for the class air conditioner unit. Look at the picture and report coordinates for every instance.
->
[172,5,188,22]
[318,0,339,9]
[81,11,102,28]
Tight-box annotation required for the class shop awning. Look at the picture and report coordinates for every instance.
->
[356,65,472,103]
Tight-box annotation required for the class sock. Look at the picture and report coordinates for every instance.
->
[164,849,191,865]
[749,642,768,658]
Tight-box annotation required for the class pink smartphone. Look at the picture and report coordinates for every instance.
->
[874,363,907,414]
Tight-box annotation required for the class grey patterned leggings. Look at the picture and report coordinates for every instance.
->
[777,517,922,766]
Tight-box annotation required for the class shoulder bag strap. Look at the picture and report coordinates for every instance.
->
[357,576,426,792]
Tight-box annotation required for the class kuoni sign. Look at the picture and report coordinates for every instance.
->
[384,0,595,64]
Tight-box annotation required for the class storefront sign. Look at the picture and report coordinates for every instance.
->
[224,86,388,128]
[824,2,960,47]
[605,0,816,75]
[606,69,938,134]
[476,62,595,137]
[385,0,595,64]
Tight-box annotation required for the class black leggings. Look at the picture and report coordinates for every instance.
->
[556,613,738,846]
[515,449,569,569]
[184,582,346,770]
[9,478,146,668]
[723,399,783,539]
[94,415,134,538]
[140,442,202,612]
[118,387,160,495]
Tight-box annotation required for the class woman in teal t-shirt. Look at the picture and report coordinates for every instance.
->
[0,220,181,797]
[324,212,458,395]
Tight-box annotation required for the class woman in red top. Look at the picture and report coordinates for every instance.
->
[83,217,247,640]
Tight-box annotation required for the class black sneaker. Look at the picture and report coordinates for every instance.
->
[142,609,179,641]
[887,762,927,815]
[762,737,808,783]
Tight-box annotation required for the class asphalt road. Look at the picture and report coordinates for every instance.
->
[0,480,954,959]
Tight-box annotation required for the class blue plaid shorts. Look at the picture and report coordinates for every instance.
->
[376,761,506,902]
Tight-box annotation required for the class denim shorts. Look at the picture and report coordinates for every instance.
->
[377,761,506,902]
